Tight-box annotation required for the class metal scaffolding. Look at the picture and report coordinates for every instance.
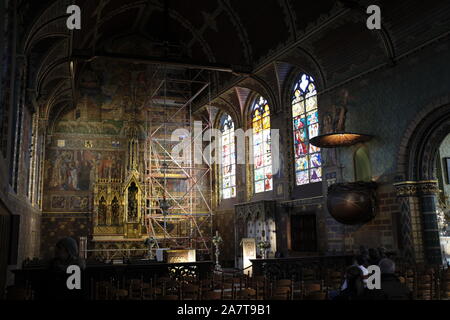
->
[143,68,213,256]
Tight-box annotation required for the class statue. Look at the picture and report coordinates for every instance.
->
[111,197,120,225]
[323,113,334,134]
[98,197,107,225]
[332,89,348,132]
[322,89,349,134]
[212,231,223,271]
[127,183,138,222]
[321,89,350,167]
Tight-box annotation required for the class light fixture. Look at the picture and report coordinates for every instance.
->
[69,60,75,77]
[310,132,373,148]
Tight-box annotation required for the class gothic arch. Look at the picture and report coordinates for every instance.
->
[281,67,322,114]
[242,89,276,129]
[395,95,450,264]
[279,49,326,101]
[397,95,450,181]
[213,98,241,130]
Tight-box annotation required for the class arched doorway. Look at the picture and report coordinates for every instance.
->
[395,102,450,265]
[436,134,450,264]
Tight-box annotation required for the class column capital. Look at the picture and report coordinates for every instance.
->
[393,180,439,197]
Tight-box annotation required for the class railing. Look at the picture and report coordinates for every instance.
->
[250,255,354,281]
[82,248,148,261]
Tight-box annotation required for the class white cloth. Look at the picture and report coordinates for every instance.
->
[341,264,369,290]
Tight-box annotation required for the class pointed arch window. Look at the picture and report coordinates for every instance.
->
[252,96,273,193]
[354,146,372,182]
[292,74,322,185]
[220,114,236,199]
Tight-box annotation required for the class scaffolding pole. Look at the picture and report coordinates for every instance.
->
[143,70,213,255]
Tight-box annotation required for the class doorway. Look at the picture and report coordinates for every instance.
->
[290,214,317,252]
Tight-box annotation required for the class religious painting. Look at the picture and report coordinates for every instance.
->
[51,196,66,209]
[77,61,151,121]
[46,150,92,191]
[41,57,211,246]
[70,196,89,211]
[45,149,125,192]
[55,118,124,135]
[97,152,124,180]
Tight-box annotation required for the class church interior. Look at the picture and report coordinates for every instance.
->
[1,0,450,301]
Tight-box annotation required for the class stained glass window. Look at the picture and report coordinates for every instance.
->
[220,114,236,199]
[292,74,322,185]
[252,96,273,193]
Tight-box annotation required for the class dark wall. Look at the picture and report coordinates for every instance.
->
[40,213,90,259]
[0,201,11,299]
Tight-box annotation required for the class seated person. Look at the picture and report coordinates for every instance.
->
[341,255,369,290]
[375,258,412,300]
[38,237,86,300]
[334,266,373,300]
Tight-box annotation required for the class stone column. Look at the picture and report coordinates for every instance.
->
[394,180,443,265]
[270,110,290,200]
[394,182,425,263]
[36,119,47,210]
[417,181,443,264]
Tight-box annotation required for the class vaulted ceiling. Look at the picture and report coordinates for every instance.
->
[17,0,450,122]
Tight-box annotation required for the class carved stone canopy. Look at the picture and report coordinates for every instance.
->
[235,201,276,221]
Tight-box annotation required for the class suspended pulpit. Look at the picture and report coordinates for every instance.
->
[327,181,378,225]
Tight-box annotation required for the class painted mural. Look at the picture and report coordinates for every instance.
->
[42,56,211,255]
[43,61,138,215]
[43,59,156,212]
[45,149,125,192]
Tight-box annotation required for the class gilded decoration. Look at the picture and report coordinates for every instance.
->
[394,180,440,197]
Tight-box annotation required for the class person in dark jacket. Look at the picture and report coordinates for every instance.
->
[378,247,387,260]
[39,237,87,300]
[376,258,412,300]
[50,237,86,271]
